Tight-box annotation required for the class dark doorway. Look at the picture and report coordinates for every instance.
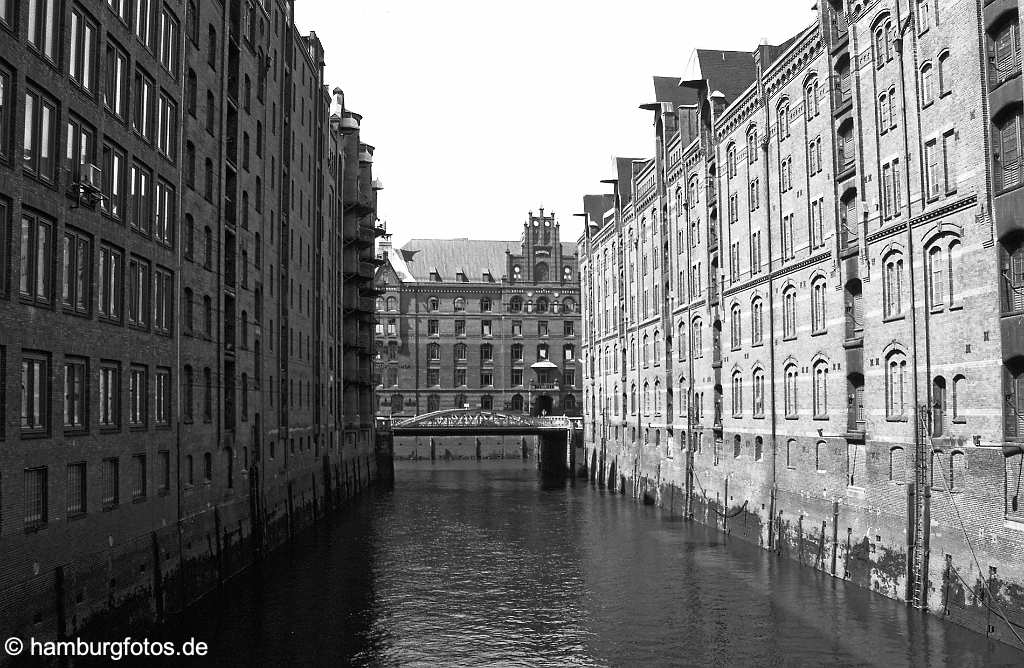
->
[534,395,554,416]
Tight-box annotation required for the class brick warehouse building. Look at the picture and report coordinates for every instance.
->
[0,0,382,639]
[374,210,582,459]
[579,0,1024,645]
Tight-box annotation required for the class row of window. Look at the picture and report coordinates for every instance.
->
[3,206,174,328]
[378,318,575,338]
[417,295,578,314]
[378,368,577,390]
[386,393,579,414]
[8,348,171,437]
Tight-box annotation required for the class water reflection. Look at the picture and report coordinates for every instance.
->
[167,461,1023,667]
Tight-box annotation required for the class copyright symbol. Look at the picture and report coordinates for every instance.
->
[4,637,23,655]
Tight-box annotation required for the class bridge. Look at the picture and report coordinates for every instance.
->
[378,409,584,475]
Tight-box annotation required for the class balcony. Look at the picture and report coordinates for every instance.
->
[531,382,561,391]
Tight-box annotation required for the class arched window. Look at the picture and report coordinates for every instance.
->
[643,382,650,415]
[480,297,491,312]
[535,297,548,313]
[726,143,737,178]
[874,16,894,67]
[654,380,662,414]
[887,352,909,418]
[890,447,906,483]
[883,253,905,317]
[203,295,212,336]
[950,451,967,490]
[427,296,439,312]
[564,394,577,411]
[678,322,687,360]
[751,297,764,345]
[536,344,549,360]
[391,394,403,414]
[921,62,934,106]
[614,385,620,414]
[811,278,826,333]
[453,297,465,312]
[994,107,1023,192]
[454,343,467,361]
[480,395,493,410]
[563,266,573,282]
[1002,234,1024,313]
[805,76,819,118]
[204,157,214,200]
[386,296,397,311]
[783,287,797,339]
[427,394,440,412]
[813,360,829,417]
[203,451,212,481]
[630,337,636,368]
[734,434,742,458]
[777,99,790,140]
[755,436,763,461]
[927,237,962,309]
[653,331,661,361]
[747,125,758,164]
[692,318,703,357]
[204,226,213,268]
[511,394,524,411]
[952,374,966,422]
[731,371,743,417]
[816,440,827,472]
[427,343,440,361]
[509,296,522,313]
[225,447,234,488]
[184,288,194,331]
[630,384,637,414]
[785,364,798,417]
[642,334,649,366]
[753,368,765,417]
[534,263,549,282]
[730,304,742,350]
[562,298,575,313]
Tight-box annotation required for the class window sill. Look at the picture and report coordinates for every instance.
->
[20,430,50,439]
[132,496,147,504]
[785,415,798,420]
[886,416,909,423]
[812,415,829,421]
[67,511,89,522]
[24,523,48,534]
[102,503,119,512]
[811,329,827,337]
[882,313,905,323]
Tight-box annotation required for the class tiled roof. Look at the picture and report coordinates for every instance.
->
[681,49,757,106]
[653,76,698,108]
[400,238,577,283]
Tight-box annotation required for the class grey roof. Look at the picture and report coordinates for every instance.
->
[400,238,577,282]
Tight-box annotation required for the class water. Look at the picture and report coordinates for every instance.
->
[173,461,1024,666]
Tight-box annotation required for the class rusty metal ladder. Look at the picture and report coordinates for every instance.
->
[910,406,931,609]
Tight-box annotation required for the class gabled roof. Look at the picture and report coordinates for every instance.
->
[399,238,577,283]
[653,76,698,108]
[681,49,757,105]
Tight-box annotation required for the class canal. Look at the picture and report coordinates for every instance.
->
[170,461,1023,666]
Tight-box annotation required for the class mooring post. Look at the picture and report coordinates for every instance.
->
[830,500,839,576]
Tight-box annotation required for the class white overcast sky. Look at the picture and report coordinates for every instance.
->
[295,0,817,247]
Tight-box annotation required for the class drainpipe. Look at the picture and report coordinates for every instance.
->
[761,71,780,552]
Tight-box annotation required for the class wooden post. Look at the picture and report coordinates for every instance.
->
[831,501,840,576]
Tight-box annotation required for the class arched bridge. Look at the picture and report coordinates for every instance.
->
[386,409,582,436]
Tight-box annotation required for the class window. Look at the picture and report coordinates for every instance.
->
[28,0,60,61]
[938,51,950,96]
[777,100,790,140]
[805,77,819,118]
[104,42,129,119]
[481,320,492,336]
[67,462,87,515]
[21,351,50,433]
[132,453,147,499]
[731,372,743,417]
[155,368,171,425]
[454,320,465,336]
[129,163,153,235]
[128,366,146,426]
[159,7,180,74]
[886,353,909,418]
[427,342,440,361]
[207,25,217,68]
[481,343,493,362]
[99,362,120,428]
[134,0,153,46]
[564,344,575,361]
[428,319,439,336]
[925,139,942,201]
[101,142,126,219]
[990,17,1021,89]
[749,179,760,211]
[813,361,828,418]
[20,212,54,305]
[807,136,822,175]
[205,91,216,134]
[454,368,466,387]
[480,297,491,311]
[98,244,123,320]
[102,457,119,506]
[155,180,174,246]
[874,17,894,67]
[811,278,826,333]
[747,126,758,163]
[426,368,440,387]
[753,369,765,417]
[564,321,575,336]
[203,367,212,421]
[809,197,825,249]
[511,369,523,386]
[995,110,1022,192]
[508,297,522,312]
[782,287,797,339]
[480,370,493,387]
[537,344,549,361]
[927,239,962,309]
[730,304,742,350]
[65,115,96,186]
[157,94,177,161]
[884,254,905,318]
[781,214,795,260]
[785,365,798,417]
[64,357,88,430]
[921,63,934,106]
[23,88,57,182]
[751,298,764,346]
[539,321,549,337]
[942,130,958,194]
[692,319,703,357]
[0,68,12,163]
[881,159,902,218]
[69,6,98,91]
[511,343,523,362]
[24,467,48,529]
[427,296,440,311]
[132,69,155,141]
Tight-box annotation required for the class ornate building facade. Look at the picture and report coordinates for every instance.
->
[579,0,1024,644]
[375,211,581,458]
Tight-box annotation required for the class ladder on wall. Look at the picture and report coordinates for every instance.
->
[910,405,931,609]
